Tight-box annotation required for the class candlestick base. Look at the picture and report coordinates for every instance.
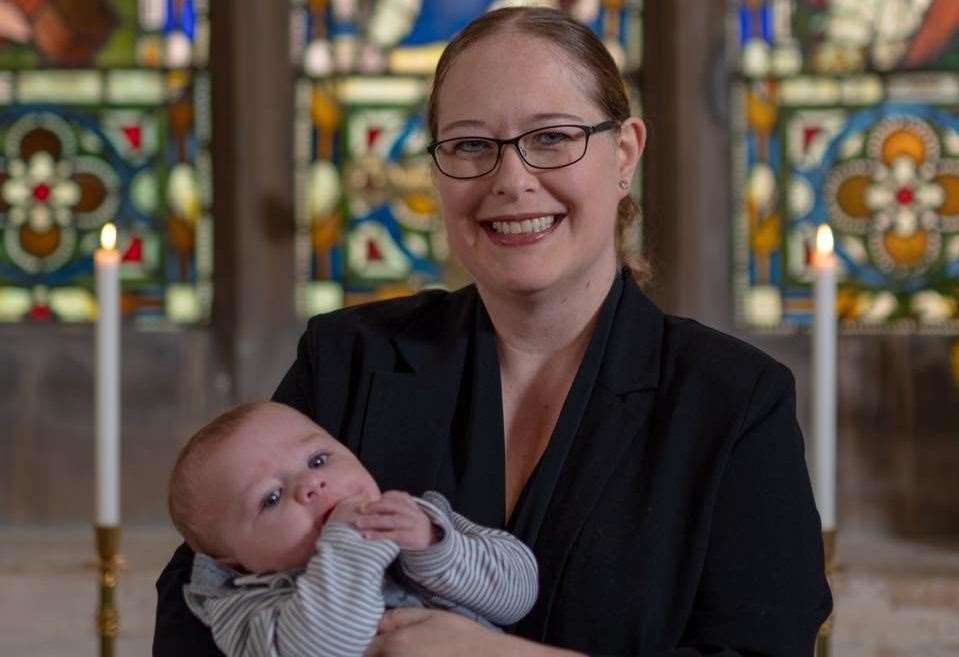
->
[85,553,127,571]
[815,529,838,657]
[95,525,121,657]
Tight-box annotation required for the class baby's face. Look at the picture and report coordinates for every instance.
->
[199,404,380,573]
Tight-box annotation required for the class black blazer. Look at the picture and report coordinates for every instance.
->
[154,276,831,657]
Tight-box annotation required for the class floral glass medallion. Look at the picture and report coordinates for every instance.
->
[0,0,211,324]
[732,0,959,332]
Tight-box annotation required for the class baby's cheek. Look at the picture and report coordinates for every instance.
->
[298,534,319,559]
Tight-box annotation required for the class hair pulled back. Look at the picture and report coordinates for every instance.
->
[427,7,650,285]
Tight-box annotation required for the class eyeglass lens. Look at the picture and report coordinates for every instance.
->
[433,125,590,178]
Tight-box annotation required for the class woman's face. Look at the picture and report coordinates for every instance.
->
[431,32,644,297]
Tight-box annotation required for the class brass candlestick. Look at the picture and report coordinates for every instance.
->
[815,529,837,657]
[95,525,122,657]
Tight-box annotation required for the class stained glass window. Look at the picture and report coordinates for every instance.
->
[291,0,643,316]
[732,0,959,333]
[0,0,212,324]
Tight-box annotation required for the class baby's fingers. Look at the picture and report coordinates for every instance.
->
[327,493,372,524]
[353,512,417,533]
[359,528,405,542]
[362,491,417,516]
[360,527,428,547]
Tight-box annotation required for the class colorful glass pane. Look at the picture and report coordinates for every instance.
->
[732,1,959,333]
[0,0,206,69]
[291,0,643,315]
[0,0,212,324]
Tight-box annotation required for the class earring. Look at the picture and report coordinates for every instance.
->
[618,179,629,190]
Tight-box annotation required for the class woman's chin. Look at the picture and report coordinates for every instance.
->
[479,266,562,297]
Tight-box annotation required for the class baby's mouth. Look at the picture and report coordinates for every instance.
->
[319,506,335,525]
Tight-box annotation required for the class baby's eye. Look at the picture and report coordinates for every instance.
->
[308,452,329,469]
[261,489,282,509]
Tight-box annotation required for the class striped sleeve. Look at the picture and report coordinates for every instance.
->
[189,522,399,657]
[398,491,539,626]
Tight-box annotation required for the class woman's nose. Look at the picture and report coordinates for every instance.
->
[490,143,538,197]
[293,472,327,504]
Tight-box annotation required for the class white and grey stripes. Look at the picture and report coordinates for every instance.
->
[402,492,538,626]
[184,491,538,657]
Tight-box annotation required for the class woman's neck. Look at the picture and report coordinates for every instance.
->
[478,265,617,364]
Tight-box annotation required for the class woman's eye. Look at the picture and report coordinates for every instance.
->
[453,139,493,154]
[308,453,329,468]
[262,489,282,509]
[533,131,570,146]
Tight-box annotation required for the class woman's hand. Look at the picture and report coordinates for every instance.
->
[365,608,583,657]
[365,609,502,657]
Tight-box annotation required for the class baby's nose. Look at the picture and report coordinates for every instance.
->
[294,473,327,504]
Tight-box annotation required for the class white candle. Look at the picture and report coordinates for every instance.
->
[812,225,837,532]
[95,223,121,527]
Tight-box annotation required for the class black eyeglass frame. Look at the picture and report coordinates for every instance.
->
[426,120,620,180]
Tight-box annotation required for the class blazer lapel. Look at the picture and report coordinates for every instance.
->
[354,288,476,496]
[514,278,664,640]
[357,372,456,493]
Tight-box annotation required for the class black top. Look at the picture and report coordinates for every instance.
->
[153,269,831,656]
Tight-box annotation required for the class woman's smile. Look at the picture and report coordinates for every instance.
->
[479,212,566,246]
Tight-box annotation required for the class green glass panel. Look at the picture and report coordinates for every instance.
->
[0,1,212,324]
[731,1,959,333]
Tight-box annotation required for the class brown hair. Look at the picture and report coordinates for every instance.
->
[427,7,650,285]
[167,401,272,556]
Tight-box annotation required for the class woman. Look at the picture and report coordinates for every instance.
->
[154,8,831,656]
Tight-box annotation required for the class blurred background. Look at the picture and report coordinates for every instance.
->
[0,0,957,654]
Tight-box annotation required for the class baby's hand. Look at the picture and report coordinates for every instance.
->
[353,490,440,550]
[326,493,372,527]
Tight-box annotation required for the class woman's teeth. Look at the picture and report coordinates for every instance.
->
[490,215,556,235]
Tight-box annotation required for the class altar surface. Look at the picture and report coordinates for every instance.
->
[1,526,957,656]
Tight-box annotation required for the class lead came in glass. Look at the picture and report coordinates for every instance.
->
[731,0,959,332]
[0,0,212,324]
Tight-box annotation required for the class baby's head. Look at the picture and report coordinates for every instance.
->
[169,401,380,573]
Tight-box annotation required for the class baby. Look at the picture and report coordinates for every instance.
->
[168,401,537,657]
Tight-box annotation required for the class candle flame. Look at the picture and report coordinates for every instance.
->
[815,224,834,256]
[100,223,117,250]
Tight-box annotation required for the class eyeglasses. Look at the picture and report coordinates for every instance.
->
[427,120,619,180]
